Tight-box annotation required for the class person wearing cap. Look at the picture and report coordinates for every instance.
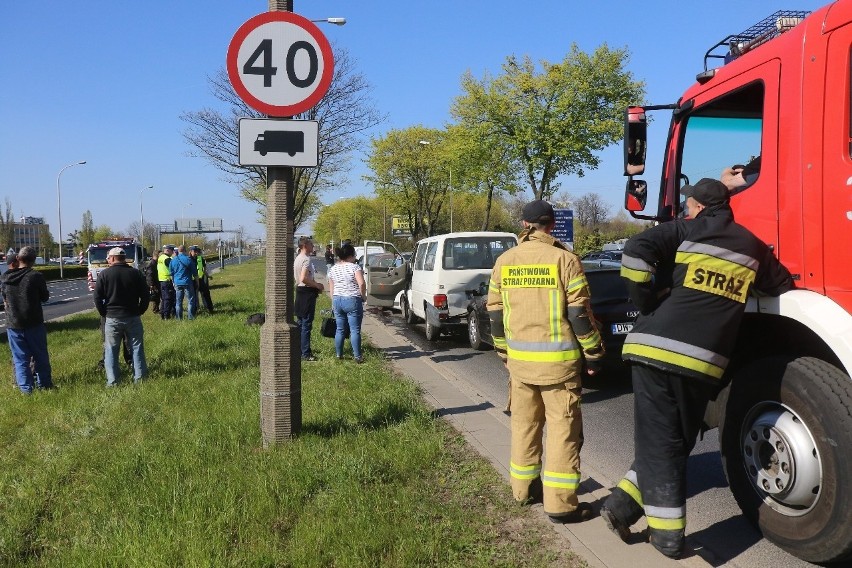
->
[188,246,214,315]
[1,247,53,394]
[486,199,604,524]
[94,247,150,386]
[168,245,198,320]
[157,245,176,319]
[600,178,793,559]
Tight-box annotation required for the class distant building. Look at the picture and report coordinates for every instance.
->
[12,216,50,254]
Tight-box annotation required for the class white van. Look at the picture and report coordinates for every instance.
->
[377,232,517,340]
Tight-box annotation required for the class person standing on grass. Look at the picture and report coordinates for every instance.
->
[94,247,149,386]
[326,243,366,363]
[146,250,161,315]
[1,246,53,394]
[189,245,214,315]
[294,236,323,361]
[169,244,198,320]
[158,244,176,319]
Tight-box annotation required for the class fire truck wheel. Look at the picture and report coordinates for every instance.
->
[719,356,852,564]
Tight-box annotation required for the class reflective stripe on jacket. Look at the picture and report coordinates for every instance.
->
[487,228,603,386]
[620,203,793,382]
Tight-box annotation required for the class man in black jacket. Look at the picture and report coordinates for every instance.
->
[94,247,150,386]
[600,178,793,559]
[1,247,52,394]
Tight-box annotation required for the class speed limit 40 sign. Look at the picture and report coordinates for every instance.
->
[227,12,334,116]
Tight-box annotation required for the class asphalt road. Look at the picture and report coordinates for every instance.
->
[367,306,813,568]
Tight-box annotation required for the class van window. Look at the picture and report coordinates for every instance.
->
[423,242,438,271]
[413,243,427,271]
[441,237,517,270]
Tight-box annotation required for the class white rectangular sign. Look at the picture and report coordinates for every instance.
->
[238,118,319,167]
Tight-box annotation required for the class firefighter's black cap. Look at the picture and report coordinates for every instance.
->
[681,178,730,207]
[522,200,555,223]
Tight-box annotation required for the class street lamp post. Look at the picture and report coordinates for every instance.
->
[140,185,153,263]
[56,160,86,279]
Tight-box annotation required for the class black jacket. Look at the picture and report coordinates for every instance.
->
[620,203,793,382]
[1,267,49,329]
[94,263,150,318]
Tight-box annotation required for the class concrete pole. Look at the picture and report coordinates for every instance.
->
[260,0,301,446]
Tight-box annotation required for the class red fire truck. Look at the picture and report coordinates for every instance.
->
[86,238,145,292]
[623,3,852,563]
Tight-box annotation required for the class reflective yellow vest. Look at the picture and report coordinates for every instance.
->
[195,256,205,279]
[157,254,171,281]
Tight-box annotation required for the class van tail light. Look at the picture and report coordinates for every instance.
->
[433,294,448,310]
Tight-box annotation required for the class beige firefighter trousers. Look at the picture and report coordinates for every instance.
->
[510,377,583,516]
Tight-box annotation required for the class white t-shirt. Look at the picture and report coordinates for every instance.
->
[294,252,316,288]
[327,262,362,297]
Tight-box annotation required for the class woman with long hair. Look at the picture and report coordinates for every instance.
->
[326,243,366,362]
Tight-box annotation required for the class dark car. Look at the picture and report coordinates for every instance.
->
[465,261,638,373]
[581,250,623,262]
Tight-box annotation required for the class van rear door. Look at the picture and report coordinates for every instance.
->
[363,240,409,307]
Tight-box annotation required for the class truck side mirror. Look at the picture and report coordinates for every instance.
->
[624,106,647,176]
[625,179,648,212]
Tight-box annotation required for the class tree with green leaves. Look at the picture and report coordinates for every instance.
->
[80,210,95,249]
[0,198,14,253]
[365,126,451,240]
[451,44,645,200]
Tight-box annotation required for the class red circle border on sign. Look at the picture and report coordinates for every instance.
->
[227,11,334,117]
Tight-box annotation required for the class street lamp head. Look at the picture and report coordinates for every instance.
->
[78,161,87,165]
[418,140,430,146]
[312,17,346,26]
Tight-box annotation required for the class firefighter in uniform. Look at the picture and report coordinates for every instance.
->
[487,200,604,523]
[600,178,793,558]
[157,244,176,320]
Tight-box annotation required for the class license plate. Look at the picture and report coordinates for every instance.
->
[611,322,633,335]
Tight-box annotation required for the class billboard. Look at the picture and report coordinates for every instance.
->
[391,215,411,237]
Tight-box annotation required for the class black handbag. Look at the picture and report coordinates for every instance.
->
[320,316,337,338]
[320,310,349,338]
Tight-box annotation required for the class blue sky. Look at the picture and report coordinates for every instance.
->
[0,0,830,242]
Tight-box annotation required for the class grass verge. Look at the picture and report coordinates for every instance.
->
[0,260,584,567]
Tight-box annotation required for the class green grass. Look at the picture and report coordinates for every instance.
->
[0,260,583,567]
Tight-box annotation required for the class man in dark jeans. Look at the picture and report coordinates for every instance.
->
[293,237,323,361]
[1,247,53,394]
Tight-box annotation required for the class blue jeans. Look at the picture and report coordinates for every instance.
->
[8,325,52,394]
[174,284,197,320]
[104,316,147,386]
[332,296,363,359]
[296,307,316,358]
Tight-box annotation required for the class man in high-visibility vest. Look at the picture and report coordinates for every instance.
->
[189,246,214,315]
[157,245,175,319]
[487,200,604,523]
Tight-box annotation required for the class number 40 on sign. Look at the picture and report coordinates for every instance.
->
[227,11,334,117]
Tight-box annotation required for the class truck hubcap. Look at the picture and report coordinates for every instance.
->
[741,403,822,515]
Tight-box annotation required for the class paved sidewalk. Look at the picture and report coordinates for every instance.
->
[361,311,715,568]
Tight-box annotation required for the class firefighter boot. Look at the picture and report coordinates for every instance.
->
[600,485,645,542]
[548,502,593,524]
[650,528,684,559]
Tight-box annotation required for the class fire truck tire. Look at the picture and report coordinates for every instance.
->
[719,356,852,564]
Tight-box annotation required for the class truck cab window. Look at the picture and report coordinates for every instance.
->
[679,82,764,212]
